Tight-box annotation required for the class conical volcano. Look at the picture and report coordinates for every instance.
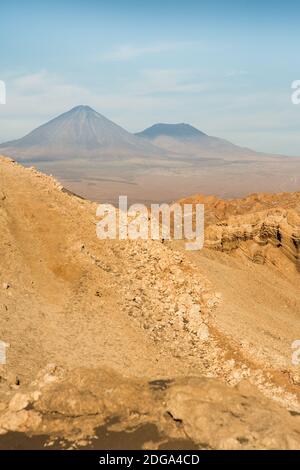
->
[0,105,162,161]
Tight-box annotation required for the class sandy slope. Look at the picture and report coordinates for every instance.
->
[178,192,300,376]
[0,156,300,449]
[0,156,187,381]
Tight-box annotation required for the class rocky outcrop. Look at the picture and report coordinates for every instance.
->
[178,192,300,274]
[178,192,300,225]
[205,209,300,272]
[1,364,300,450]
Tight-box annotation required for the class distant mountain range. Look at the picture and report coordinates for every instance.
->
[136,122,207,139]
[0,105,275,162]
[135,123,266,160]
[0,105,163,161]
[1,105,299,203]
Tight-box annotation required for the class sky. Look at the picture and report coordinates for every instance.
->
[1,0,300,155]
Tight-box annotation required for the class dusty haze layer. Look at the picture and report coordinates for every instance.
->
[0,156,299,450]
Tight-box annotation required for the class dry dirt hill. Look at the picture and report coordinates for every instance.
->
[177,192,300,377]
[0,155,300,450]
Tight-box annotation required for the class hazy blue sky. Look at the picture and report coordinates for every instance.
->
[1,0,300,154]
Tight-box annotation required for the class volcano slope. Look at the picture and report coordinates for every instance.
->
[0,155,300,450]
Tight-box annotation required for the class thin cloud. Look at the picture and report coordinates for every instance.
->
[135,68,209,95]
[99,41,201,61]
[226,70,249,77]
